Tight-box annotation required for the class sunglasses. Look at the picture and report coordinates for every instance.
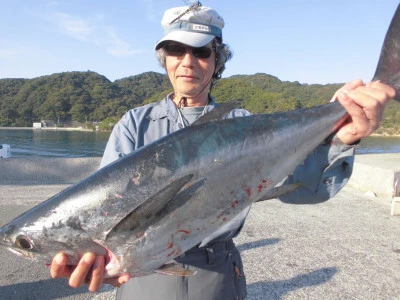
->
[164,44,213,59]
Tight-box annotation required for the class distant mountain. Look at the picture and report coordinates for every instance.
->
[0,71,398,134]
[0,71,170,127]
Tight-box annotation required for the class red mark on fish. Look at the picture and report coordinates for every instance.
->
[257,179,269,192]
[242,185,252,198]
[231,200,239,208]
[167,250,176,257]
[166,241,173,249]
[247,188,252,197]
[178,229,190,235]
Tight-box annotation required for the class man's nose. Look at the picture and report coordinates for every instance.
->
[181,51,195,65]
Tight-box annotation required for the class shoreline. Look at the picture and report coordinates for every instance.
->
[0,127,100,132]
[371,133,400,137]
[1,127,399,136]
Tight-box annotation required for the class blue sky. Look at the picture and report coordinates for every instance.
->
[1,1,399,84]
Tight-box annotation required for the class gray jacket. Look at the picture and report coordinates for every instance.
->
[101,95,355,300]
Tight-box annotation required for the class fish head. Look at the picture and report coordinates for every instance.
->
[0,216,107,265]
[0,222,61,262]
[0,223,39,260]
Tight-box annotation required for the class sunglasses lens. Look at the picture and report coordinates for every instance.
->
[165,44,212,59]
[193,47,212,58]
[165,44,186,56]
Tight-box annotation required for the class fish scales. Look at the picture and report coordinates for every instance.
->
[0,101,348,277]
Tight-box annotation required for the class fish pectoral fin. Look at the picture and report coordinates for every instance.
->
[191,99,242,126]
[256,183,302,202]
[105,174,194,240]
[154,263,197,276]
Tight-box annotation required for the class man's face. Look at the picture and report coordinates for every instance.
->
[164,42,216,99]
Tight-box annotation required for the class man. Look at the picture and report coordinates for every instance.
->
[50,4,395,300]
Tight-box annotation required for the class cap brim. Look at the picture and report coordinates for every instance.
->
[155,31,215,50]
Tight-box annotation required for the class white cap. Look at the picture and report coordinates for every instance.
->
[155,5,224,50]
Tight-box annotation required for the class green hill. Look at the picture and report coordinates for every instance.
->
[0,71,399,134]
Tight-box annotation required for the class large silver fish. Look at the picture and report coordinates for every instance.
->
[0,4,400,278]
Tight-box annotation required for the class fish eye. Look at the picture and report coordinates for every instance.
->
[15,235,34,250]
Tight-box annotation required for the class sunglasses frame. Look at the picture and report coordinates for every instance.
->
[164,43,213,59]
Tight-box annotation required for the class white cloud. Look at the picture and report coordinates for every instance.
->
[53,12,95,41]
[30,7,140,58]
[105,28,140,57]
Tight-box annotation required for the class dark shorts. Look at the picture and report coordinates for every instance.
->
[116,239,247,300]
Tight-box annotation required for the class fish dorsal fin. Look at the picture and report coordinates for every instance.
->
[191,99,242,126]
[104,174,193,241]
[154,263,197,276]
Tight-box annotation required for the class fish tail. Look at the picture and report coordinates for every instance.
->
[372,4,400,102]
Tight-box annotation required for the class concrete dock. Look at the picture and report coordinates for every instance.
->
[0,154,399,299]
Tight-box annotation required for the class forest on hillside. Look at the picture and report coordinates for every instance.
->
[1,71,399,134]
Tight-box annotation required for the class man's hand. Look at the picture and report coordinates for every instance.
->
[333,79,396,145]
[50,252,131,292]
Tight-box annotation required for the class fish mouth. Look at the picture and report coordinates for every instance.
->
[92,240,121,278]
[5,246,35,259]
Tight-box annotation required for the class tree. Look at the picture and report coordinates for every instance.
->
[0,71,399,133]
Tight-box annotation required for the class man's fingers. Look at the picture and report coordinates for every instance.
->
[337,89,367,125]
[330,79,364,102]
[68,253,96,289]
[50,253,69,278]
[103,274,131,288]
[334,81,396,145]
[367,80,397,100]
[343,89,381,131]
[50,253,113,292]
[87,256,105,292]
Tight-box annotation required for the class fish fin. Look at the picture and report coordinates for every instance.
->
[104,174,193,240]
[154,263,197,276]
[191,99,243,126]
[159,178,207,214]
[372,4,400,102]
[256,183,302,202]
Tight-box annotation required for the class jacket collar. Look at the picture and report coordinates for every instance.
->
[148,93,217,122]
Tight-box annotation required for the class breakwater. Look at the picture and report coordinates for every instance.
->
[1,154,400,198]
[0,157,101,184]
